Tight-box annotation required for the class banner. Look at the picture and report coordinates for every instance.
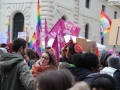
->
[18,32,26,40]
[0,34,7,44]
[49,19,81,38]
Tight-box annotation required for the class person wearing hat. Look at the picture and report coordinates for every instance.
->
[100,56,120,90]
[100,50,111,69]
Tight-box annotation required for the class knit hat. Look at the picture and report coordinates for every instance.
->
[0,48,7,54]
[107,56,120,69]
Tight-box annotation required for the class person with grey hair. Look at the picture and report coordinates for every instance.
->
[100,55,120,90]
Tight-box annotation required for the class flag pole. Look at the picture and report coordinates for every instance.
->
[113,26,120,55]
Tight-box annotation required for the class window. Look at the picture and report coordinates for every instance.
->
[85,0,90,8]
[102,5,105,12]
[13,13,24,40]
[101,5,106,45]
[85,24,89,39]
[114,11,117,19]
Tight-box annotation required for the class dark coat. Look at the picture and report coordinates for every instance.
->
[84,73,99,86]
[113,70,120,90]
[66,66,92,81]
[0,53,34,90]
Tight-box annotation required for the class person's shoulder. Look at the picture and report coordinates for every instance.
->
[17,61,27,67]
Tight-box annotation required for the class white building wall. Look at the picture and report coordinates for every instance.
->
[0,0,120,51]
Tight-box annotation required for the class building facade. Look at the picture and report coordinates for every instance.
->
[0,0,120,51]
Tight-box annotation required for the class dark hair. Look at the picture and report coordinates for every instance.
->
[67,44,75,54]
[41,50,58,69]
[91,74,116,90]
[35,69,75,90]
[45,46,51,49]
[12,38,26,52]
[1,43,7,47]
[72,53,83,68]
[83,52,99,71]
[26,49,36,60]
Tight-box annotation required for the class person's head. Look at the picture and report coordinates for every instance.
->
[100,50,111,68]
[39,50,58,69]
[72,53,84,68]
[35,69,75,90]
[83,52,101,72]
[1,43,10,52]
[60,49,66,58]
[45,46,54,54]
[107,55,120,69]
[68,81,90,90]
[12,38,27,54]
[26,48,36,60]
[64,42,83,62]
[91,74,116,90]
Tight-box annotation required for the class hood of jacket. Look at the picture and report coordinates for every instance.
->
[0,53,24,71]
[66,66,92,81]
[100,51,111,66]
[100,67,117,77]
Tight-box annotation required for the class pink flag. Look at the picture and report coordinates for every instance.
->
[52,35,59,63]
[49,19,66,50]
[49,19,81,37]
[45,18,49,47]
[63,20,81,37]
[58,21,66,51]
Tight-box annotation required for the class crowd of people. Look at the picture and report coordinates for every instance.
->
[0,38,120,90]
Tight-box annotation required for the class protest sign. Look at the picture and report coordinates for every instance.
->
[18,32,26,40]
[0,34,7,44]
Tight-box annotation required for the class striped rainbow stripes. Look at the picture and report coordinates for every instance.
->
[100,11,112,39]
[36,0,43,56]
[28,32,36,49]
[7,16,10,43]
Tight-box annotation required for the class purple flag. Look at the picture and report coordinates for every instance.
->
[49,19,81,37]
[45,18,49,47]
[58,21,66,51]
[52,35,59,63]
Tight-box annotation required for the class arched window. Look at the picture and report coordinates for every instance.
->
[85,24,89,39]
[12,13,24,40]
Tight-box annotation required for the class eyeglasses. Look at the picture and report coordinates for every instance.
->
[41,56,50,60]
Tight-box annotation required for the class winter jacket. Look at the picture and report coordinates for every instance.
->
[66,66,92,81]
[100,51,111,67]
[113,70,120,90]
[100,67,120,90]
[0,53,34,90]
[84,73,99,86]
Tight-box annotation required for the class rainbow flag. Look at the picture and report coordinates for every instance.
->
[28,32,36,49]
[35,0,43,56]
[7,16,10,43]
[100,11,112,39]
[24,25,29,42]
